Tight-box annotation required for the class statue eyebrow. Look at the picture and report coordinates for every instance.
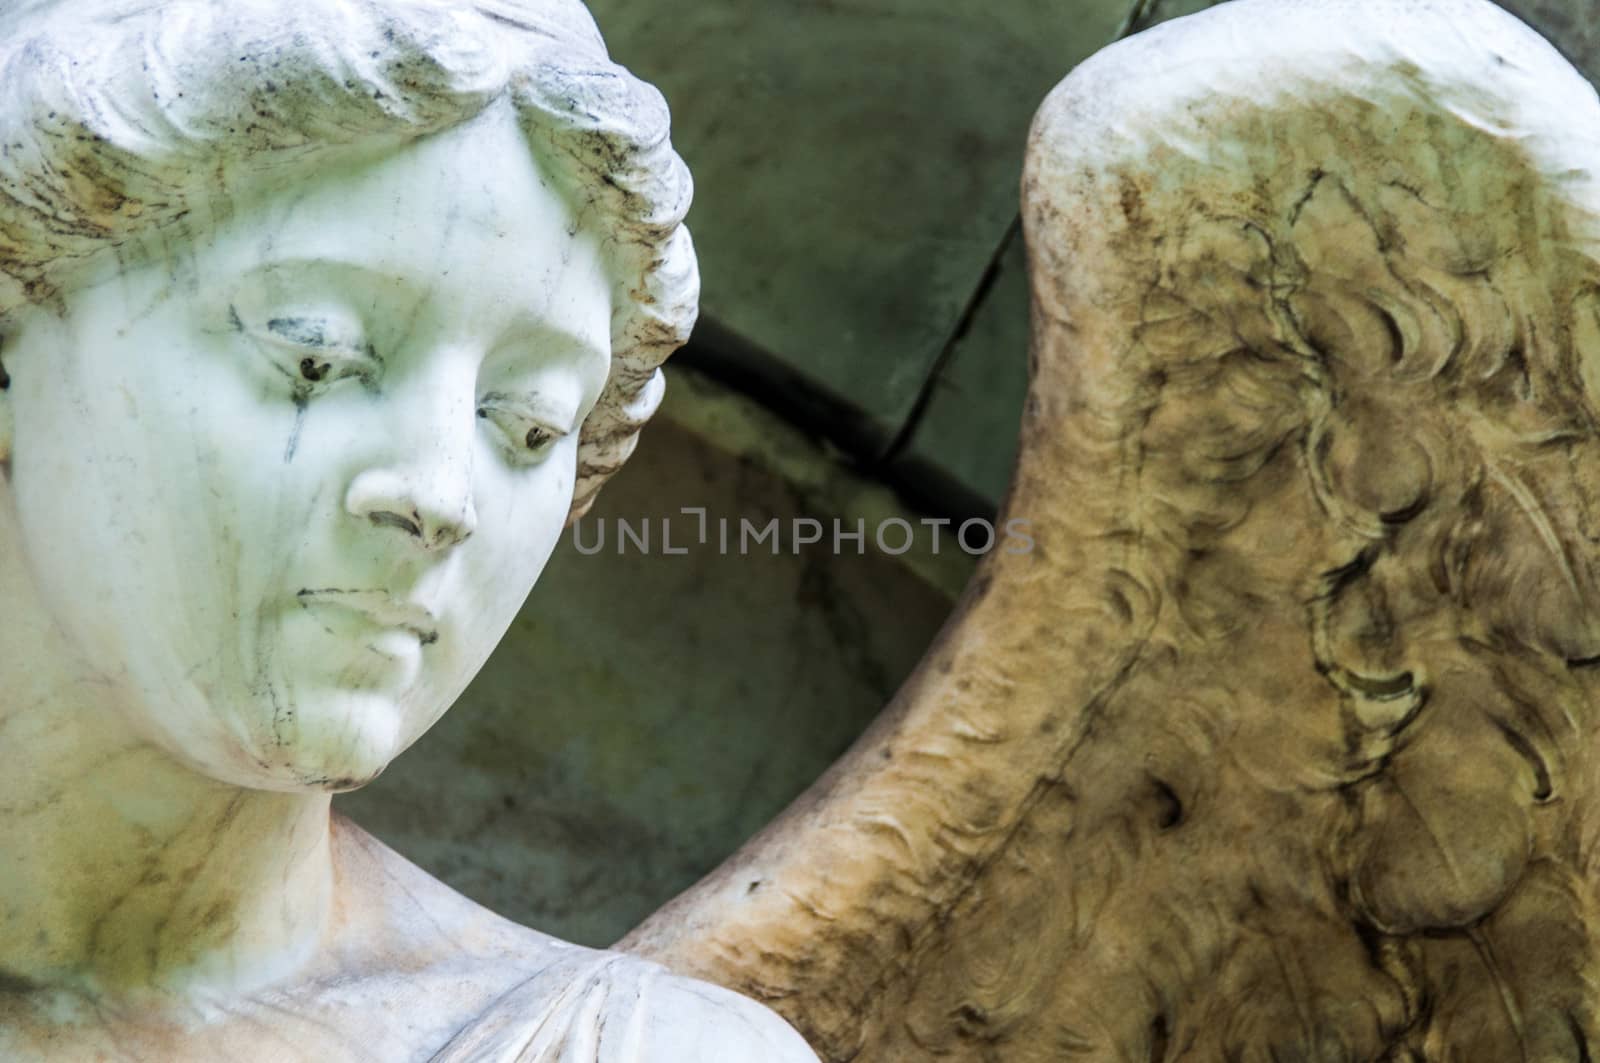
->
[233,257,611,379]
[449,270,609,383]
[264,315,365,351]
[232,257,424,312]
[496,317,611,382]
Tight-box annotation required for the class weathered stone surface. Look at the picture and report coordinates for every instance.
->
[625,2,1600,1059]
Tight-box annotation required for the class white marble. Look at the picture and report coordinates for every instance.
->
[0,1,814,1059]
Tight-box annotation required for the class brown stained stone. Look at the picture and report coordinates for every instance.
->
[624,2,1600,1059]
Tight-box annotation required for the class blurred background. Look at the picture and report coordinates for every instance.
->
[342,0,1600,946]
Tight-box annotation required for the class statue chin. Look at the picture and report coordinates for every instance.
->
[193,689,414,796]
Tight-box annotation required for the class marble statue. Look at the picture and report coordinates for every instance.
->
[624,0,1600,1059]
[0,1,816,1059]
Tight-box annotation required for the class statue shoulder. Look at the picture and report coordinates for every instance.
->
[429,943,816,1062]
[632,965,819,1063]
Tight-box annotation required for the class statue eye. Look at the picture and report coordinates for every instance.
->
[299,355,332,382]
[232,305,380,393]
[476,394,569,466]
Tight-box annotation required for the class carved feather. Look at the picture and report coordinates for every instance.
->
[626,2,1600,1058]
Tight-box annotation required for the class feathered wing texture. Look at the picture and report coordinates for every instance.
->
[624,1,1600,1059]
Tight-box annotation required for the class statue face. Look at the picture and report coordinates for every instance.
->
[4,101,613,791]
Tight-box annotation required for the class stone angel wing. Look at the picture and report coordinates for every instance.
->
[625,1,1600,1058]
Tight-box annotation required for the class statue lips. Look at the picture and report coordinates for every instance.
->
[294,588,441,660]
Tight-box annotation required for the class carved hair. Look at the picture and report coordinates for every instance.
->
[0,0,697,517]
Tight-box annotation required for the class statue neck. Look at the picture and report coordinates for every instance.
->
[0,523,336,1000]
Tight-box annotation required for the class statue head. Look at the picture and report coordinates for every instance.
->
[0,0,696,792]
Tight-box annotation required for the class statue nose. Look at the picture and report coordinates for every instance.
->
[343,353,482,552]
[345,459,478,552]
